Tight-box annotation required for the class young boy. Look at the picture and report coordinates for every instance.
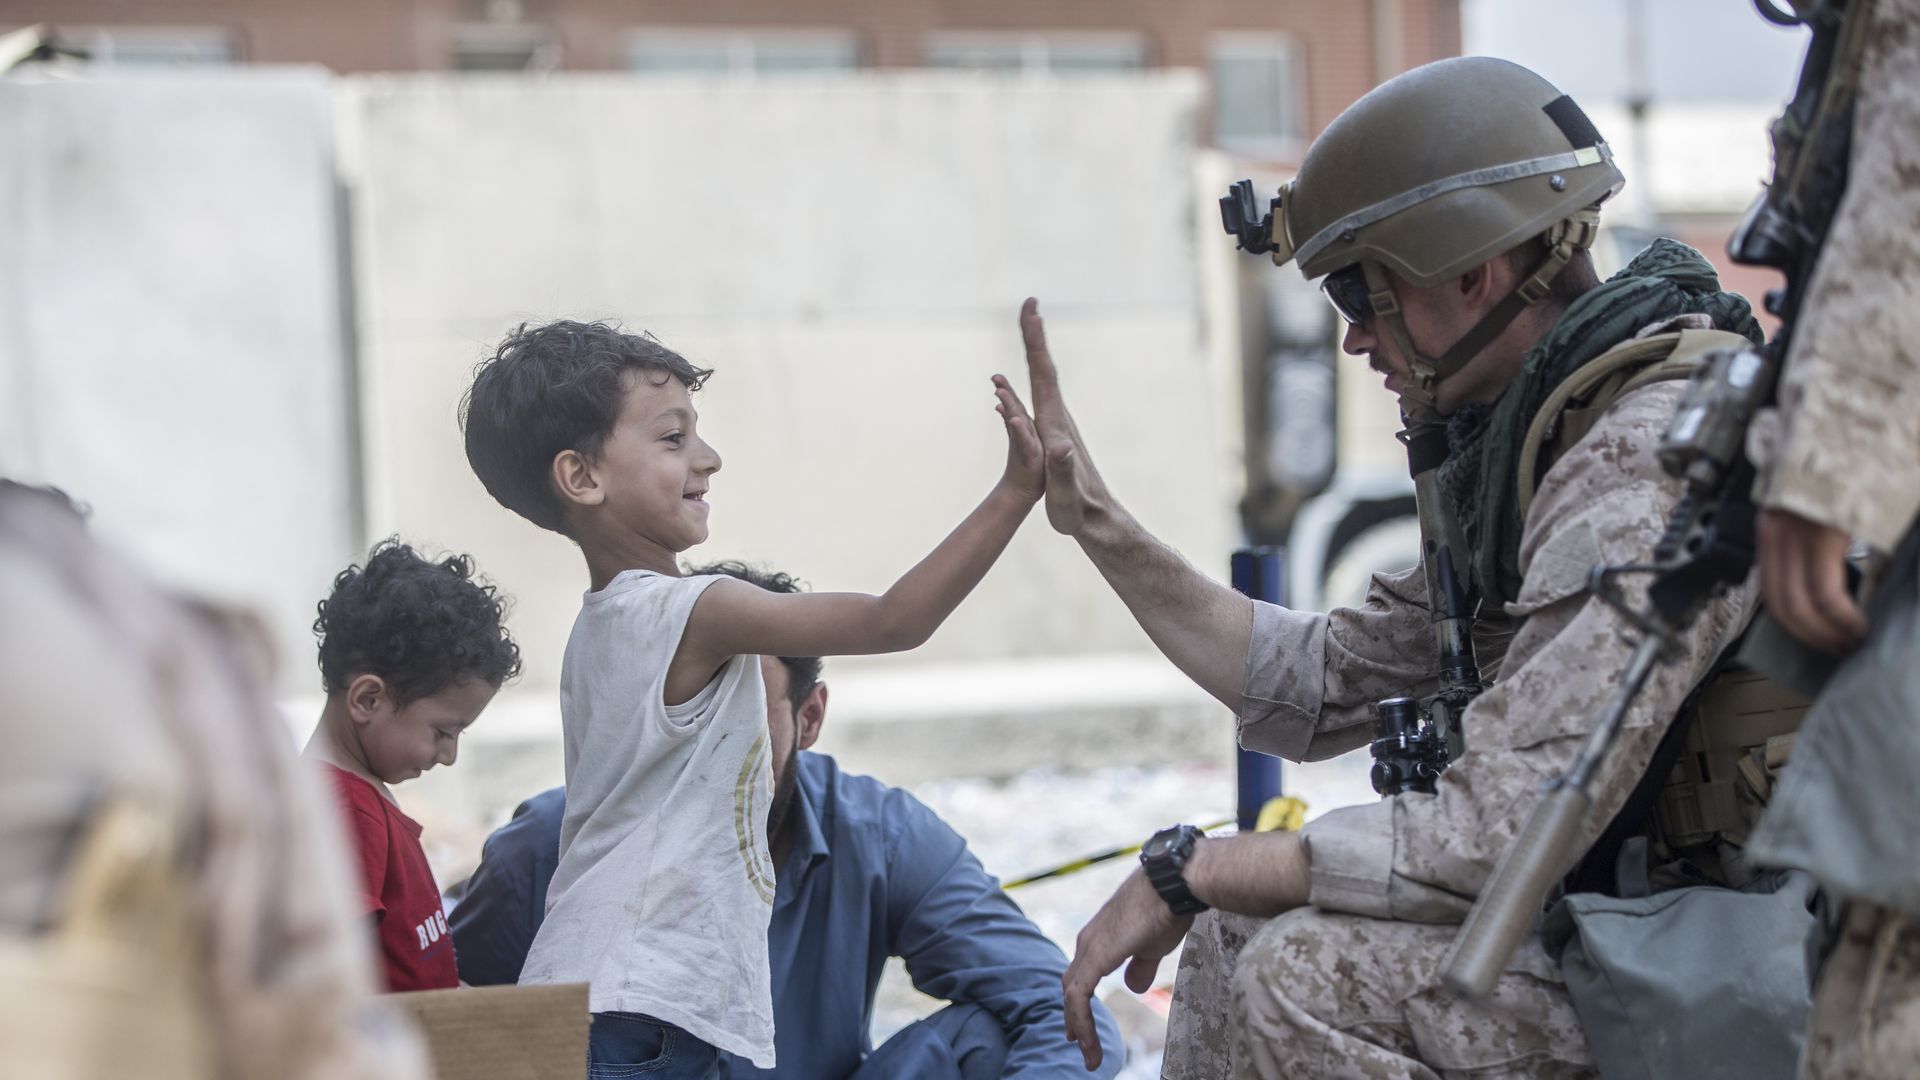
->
[460,314,1044,1076]
[303,539,523,992]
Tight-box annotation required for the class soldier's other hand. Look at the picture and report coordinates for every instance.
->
[1061,867,1190,1072]
[1758,508,1868,654]
[1019,298,1112,538]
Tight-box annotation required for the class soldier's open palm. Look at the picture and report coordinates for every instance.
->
[1020,299,1111,537]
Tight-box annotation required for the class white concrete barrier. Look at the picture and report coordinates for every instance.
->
[0,68,359,691]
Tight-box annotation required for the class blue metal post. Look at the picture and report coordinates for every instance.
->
[1231,548,1285,831]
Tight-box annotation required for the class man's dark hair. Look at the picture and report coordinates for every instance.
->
[686,559,822,710]
[461,320,714,536]
[315,539,523,705]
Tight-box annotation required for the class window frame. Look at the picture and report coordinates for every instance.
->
[1209,33,1309,158]
[449,23,563,72]
[72,26,237,66]
[922,30,1150,75]
[624,28,863,75]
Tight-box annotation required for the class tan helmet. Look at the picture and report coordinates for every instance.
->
[1247,56,1624,413]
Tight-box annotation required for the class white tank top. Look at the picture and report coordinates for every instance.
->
[518,570,775,1068]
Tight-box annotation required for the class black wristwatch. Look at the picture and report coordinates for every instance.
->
[1140,824,1209,917]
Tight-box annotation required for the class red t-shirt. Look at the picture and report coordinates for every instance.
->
[322,763,458,991]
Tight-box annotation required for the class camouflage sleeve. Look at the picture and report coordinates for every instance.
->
[1299,383,1754,923]
[1761,0,1920,552]
[1238,565,1439,762]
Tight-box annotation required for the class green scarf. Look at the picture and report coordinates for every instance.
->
[1436,238,1764,611]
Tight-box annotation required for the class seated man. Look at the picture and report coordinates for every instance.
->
[451,560,1123,1079]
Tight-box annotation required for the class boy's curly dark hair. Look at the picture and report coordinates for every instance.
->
[314,539,523,705]
[686,559,822,711]
[460,319,714,536]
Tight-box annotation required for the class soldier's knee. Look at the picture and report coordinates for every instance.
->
[1230,908,1340,1020]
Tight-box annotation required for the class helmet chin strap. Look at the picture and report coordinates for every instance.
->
[1362,208,1601,421]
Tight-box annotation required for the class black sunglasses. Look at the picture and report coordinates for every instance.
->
[1321,264,1375,326]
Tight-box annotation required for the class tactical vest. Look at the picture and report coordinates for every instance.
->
[1519,327,1811,867]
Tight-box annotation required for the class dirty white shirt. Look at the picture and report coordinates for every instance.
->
[519,570,777,1067]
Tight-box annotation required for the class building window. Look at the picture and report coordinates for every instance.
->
[627,30,860,74]
[925,32,1147,74]
[453,25,561,71]
[73,27,235,65]
[1211,36,1306,155]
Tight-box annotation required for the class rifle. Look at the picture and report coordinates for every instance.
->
[1440,0,1874,998]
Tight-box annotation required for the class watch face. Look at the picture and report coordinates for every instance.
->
[1143,832,1173,858]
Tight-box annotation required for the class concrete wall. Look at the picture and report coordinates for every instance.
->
[0,68,360,690]
[338,73,1242,765]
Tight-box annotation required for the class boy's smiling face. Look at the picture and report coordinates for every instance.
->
[569,371,723,559]
[348,675,497,783]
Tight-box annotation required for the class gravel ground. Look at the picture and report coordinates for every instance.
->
[867,754,1377,1075]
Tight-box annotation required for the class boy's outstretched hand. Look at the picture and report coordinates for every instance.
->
[993,373,1045,503]
[1020,298,1112,537]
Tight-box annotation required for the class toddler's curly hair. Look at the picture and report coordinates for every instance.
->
[314,539,522,705]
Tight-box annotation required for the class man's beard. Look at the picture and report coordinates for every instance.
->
[765,740,801,846]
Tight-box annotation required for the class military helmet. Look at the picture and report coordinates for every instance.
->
[1223,56,1622,414]
[1277,56,1622,286]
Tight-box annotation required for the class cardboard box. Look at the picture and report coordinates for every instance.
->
[390,983,588,1080]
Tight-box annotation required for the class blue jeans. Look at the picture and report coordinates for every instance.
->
[588,1011,719,1080]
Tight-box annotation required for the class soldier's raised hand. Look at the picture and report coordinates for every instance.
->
[1020,299,1113,538]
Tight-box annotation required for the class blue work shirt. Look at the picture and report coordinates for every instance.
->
[451,751,1123,1078]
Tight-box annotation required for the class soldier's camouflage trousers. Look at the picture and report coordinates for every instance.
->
[1803,901,1920,1080]
[1162,908,1596,1079]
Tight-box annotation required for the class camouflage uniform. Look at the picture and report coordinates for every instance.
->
[1750,4,1920,1076]
[1163,378,1755,1078]
[1757,0,1920,558]
[1798,904,1920,1080]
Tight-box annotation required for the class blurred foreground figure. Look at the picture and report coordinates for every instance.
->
[1747,0,1920,1076]
[0,481,428,1080]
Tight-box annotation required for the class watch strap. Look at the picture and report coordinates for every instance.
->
[1142,824,1209,917]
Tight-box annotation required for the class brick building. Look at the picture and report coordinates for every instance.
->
[2,0,1461,155]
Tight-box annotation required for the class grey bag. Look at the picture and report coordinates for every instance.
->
[1542,867,1817,1080]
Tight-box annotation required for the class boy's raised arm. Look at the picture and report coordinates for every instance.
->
[672,368,1043,690]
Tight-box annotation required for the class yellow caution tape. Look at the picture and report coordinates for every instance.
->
[1002,795,1308,891]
